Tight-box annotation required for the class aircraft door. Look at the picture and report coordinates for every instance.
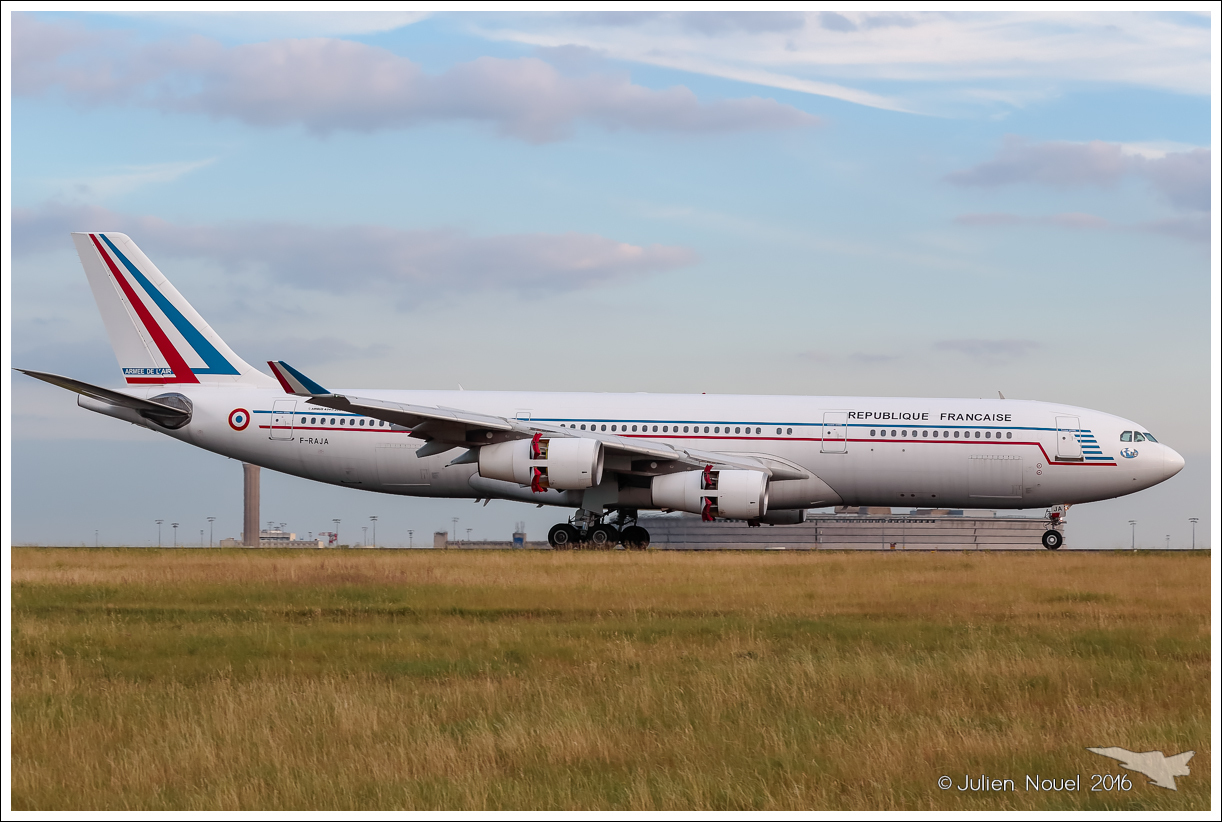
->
[821,411,848,453]
[270,399,296,440]
[1055,416,1083,460]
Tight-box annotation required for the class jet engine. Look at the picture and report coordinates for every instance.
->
[651,467,769,520]
[478,435,604,491]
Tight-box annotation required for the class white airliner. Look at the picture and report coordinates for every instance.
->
[20,233,1185,550]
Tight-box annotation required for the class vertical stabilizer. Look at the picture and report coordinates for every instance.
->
[72,232,274,387]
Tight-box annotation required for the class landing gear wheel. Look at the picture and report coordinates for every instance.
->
[622,525,650,550]
[588,525,620,549]
[549,524,581,549]
[1042,529,1063,550]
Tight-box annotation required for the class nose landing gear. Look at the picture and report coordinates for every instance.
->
[546,510,649,550]
[1042,504,1069,550]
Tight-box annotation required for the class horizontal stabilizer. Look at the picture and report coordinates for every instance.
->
[17,368,191,426]
[268,361,330,396]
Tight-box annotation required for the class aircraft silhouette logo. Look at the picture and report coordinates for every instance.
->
[1087,747,1194,790]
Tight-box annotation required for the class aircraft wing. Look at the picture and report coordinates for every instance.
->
[269,360,784,476]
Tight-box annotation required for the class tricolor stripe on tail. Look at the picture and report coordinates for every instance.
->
[72,232,274,387]
[268,361,330,396]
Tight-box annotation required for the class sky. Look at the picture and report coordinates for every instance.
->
[4,8,1218,549]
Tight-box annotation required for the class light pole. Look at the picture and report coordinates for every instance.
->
[200,529,204,548]
[362,526,368,547]
[333,518,341,546]
[1165,534,1170,551]
[172,522,179,547]
[370,516,378,548]
[207,517,215,547]
[156,519,163,547]
[408,530,413,549]
[95,529,99,548]
[1189,518,1198,550]
[466,528,472,544]
[1128,520,1136,550]
[452,517,459,543]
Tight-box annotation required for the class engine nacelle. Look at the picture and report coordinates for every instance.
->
[478,436,604,491]
[651,468,769,520]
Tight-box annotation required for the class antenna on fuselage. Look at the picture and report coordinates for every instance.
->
[998,391,1006,400]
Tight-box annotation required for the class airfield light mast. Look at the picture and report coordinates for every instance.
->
[1189,518,1199,550]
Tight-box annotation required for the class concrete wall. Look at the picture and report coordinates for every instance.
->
[641,513,1054,550]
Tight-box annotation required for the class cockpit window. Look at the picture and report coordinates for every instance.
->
[1133,432,1145,442]
[1142,432,1157,442]
[1120,431,1132,442]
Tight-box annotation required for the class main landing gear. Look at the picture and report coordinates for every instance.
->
[547,509,649,550]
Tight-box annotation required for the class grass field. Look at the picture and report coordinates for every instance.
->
[10,547,1211,810]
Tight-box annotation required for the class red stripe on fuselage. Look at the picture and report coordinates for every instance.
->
[91,234,198,384]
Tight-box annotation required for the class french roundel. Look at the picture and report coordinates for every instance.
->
[228,408,251,431]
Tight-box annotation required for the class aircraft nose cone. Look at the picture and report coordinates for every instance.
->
[1164,447,1185,479]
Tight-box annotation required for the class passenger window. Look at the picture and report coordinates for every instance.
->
[1133,432,1145,442]
[684,426,690,433]
[714,427,720,434]
[902,430,907,437]
[581,424,586,430]
[932,430,938,438]
[776,428,782,435]
[984,431,990,439]
[954,431,960,438]
[787,428,793,435]
[870,429,876,436]
[755,427,761,434]
[974,431,981,438]
[1005,431,1010,438]
[891,430,897,437]
[704,426,710,433]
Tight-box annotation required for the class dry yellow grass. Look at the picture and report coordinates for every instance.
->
[10,548,1211,810]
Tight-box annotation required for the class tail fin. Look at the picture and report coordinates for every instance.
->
[72,232,274,387]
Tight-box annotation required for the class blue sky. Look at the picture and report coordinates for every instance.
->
[6,9,1216,548]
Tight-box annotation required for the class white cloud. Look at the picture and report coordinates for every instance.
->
[47,158,216,200]
[12,14,817,142]
[12,203,700,297]
[120,11,430,40]
[473,11,1211,113]
[948,137,1211,212]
